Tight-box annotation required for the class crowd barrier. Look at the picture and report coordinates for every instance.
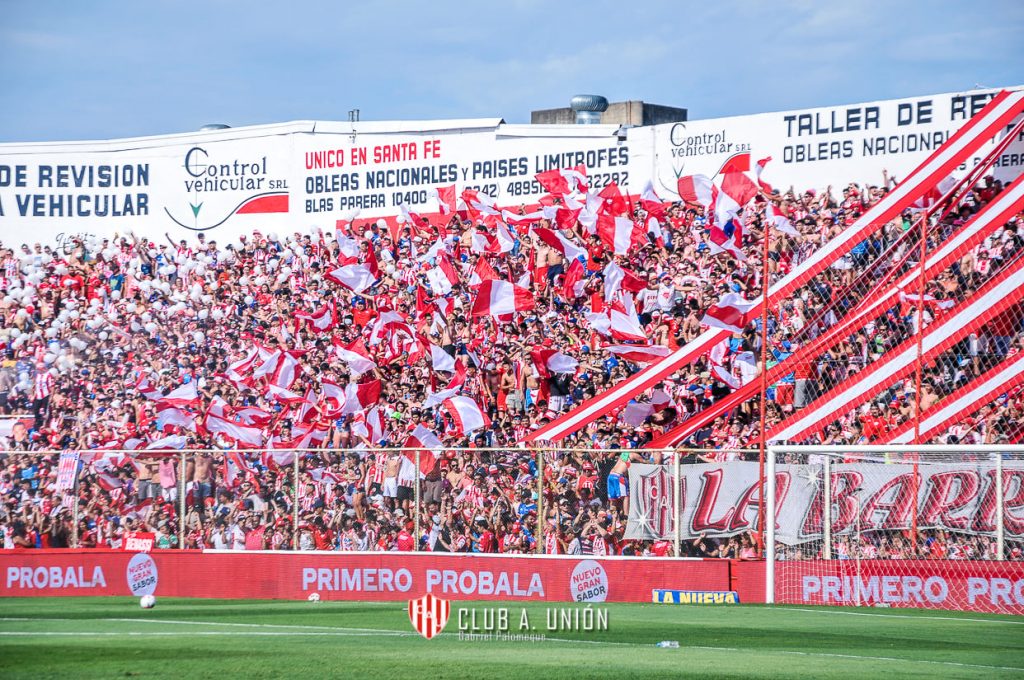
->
[4,551,1023,612]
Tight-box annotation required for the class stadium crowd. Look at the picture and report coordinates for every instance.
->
[1,165,1022,560]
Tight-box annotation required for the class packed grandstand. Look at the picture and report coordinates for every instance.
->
[2,90,1023,569]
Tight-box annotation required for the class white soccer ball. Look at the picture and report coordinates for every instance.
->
[139,594,156,609]
[307,593,321,603]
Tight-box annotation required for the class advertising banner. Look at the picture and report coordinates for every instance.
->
[625,461,1024,544]
[627,87,1024,199]
[0,121,628,246]
[0,551,728,603]
[3,87,1020,248]
[778,559,1024,614]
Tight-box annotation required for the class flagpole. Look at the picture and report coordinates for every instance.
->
[911,204,928,556]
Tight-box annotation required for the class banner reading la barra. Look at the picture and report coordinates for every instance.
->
[2,86,1020,247]
[625,461,1024,544]
[0,550,728,603]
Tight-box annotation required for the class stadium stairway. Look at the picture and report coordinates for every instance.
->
[645,176,1024,449]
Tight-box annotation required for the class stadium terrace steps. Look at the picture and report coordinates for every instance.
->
[883,352,1024,444]
[523,89,1024,444]
[765,261,1024,443]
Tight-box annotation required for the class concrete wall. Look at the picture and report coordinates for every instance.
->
[530,101,687,126]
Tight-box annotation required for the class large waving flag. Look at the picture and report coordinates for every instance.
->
[333,337,377,377]
[296,301,337,333]
[443,396,491,436]
[402,424,443,475]
[471,280,535,320]
[702,293,757,333]
[597,214,643,255]
[533,226,587,263]
[604,344,673,364]
[325,262,377,293]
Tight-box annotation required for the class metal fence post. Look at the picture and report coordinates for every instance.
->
[765,445,776,605]
[179,451,187,550]
[673,450,681,557]
[293,450,300,550]
[414,450,421,551]
[71,464,79,548]
[823,456,832,560]
[536,447,544,554]
[995,453,1005,561]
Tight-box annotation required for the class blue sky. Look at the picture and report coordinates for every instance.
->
[2,0,1023,142]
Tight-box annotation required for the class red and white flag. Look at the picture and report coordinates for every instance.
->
[432,184,456,215]
[754,156,774,192]
[604,344,672,364]
[602,261,646,300]
[96,471,123,491]
[333,337,377,377]
[608,297,648,341]
[596,214,643,255]
[156,382,200,409]
[469,257,500,286]
[135,373,162,400]
[296,301,337,333]
[677,174,717,207]
[325,263,377,293]
[702,293,757,333]
[272,350,305,390]
[493,220,516,254]
[203,413,264,448]
[640,181,667,219]
[533,226,587,263]
[426,267,453,295]
[155,405,197,433]
[351,406,386,443]
[535,164,588,196]
[402,424,443,475]
[341,379,382,415]
[145,434,188,450]
[471,280,535,320]
[597,181,628,215]
[319,379,347,419]
[912,175,958,210]
[442,395,491,436]
[712,363,742,389]
[561,258,586,300]
[265,384,307,406]
[430,343,457,373]
[765,202,799,236]
[530,348,579,377]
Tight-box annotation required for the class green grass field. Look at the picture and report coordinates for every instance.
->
[0,598,1020,679]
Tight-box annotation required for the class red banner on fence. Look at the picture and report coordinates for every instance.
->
[777,559,1024,615]
[0,551,730,603]
[122,532,155,553]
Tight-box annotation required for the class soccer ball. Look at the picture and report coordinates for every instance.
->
[139,594,157,609]
[307,593,321,603]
